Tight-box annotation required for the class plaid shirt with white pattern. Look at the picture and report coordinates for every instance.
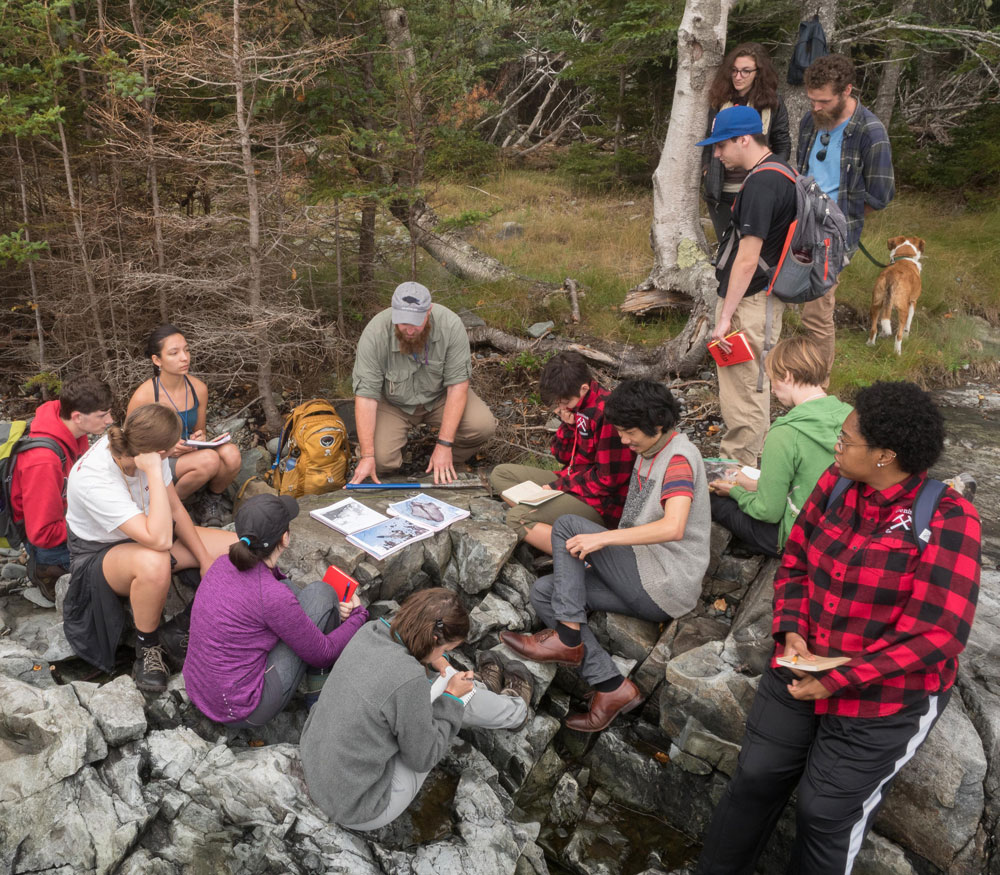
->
[773,466,981,718]
[549,381,634,524]
[797,99,895,254]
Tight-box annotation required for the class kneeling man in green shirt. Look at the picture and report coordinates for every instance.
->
[350,283,496,485]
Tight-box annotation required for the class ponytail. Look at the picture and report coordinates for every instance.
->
[111,404,182,458]
[228,537,272,572]
[391,587,469,662]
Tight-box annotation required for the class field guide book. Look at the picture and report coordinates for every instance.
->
[311,493,468,560]
[500,480,563,507]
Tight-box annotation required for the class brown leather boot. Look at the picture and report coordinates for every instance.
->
[499,629,584,667]
[564,678,643,733]
[27,557,67,603]
[475,649,506,694]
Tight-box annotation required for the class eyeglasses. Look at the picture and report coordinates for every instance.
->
[731,67,757,78]
[816,130,831,162]
[835,429,867,449]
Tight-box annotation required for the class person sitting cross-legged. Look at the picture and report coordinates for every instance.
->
[501,379,711,733]
[709,336,853,557]
[490,351,633,554]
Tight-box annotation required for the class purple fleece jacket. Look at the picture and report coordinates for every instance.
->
[183,555,368,722]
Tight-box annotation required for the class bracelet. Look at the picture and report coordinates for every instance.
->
[360,453,375,459]
[436,438,454,448]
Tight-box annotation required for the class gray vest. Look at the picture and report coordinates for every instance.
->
[620,432,711,617]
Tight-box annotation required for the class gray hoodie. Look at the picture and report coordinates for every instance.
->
[300,618,464,826]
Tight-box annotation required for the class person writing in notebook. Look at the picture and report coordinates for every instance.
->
[695,105,797,467]
[127,325,242,526]
[490,351,633,554]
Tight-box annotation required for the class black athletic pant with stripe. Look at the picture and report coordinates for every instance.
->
[696,666,949,875]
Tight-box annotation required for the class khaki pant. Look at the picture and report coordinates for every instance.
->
[373,390,496,474]
[716,293,784,466]
[489,464,604,535]
[799,282,837,387]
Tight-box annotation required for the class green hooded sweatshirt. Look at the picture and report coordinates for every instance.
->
[728,395,853,550]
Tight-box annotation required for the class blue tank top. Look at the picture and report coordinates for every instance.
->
[154,375,199,439]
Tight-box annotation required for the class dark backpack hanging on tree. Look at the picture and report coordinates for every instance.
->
[787,14,828,86]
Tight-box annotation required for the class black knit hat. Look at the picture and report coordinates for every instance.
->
[234,494,299,551]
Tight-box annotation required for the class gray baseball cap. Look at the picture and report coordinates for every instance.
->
[391,282,432,326]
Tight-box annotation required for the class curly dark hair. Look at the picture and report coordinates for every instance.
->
[605,379,680,436]
[854,381,945,474]
[707,42,780,112]
[539,351,592,406]
[804,54,856,93]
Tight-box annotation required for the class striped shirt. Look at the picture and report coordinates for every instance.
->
[797,99,894,254]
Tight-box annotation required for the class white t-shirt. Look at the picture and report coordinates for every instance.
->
[66,435,172,543]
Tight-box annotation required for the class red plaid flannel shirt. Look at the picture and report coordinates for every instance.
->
[549,382,634,524]
[773,466,981,717]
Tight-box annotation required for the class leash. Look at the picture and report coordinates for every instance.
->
[857,240,889,269]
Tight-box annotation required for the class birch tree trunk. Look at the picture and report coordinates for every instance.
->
[621,0,735,377]
[232,0,281,434]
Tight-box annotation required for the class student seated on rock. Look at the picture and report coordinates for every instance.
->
[500,380,710,733]
[183,494,368,727]
[127,325,242,527]
[300,587,534,831]
[696,381,981,875]
[708,336,852,557]
[489,351,633,554]
[349,282,496,487]
[9,374,113,600]
[64,404,237,694]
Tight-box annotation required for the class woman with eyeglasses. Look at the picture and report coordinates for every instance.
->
[300,587,534,830]
[702,42,791,244]
[696,381,981,875]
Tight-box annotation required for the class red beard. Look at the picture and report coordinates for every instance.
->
[395,319,431,356]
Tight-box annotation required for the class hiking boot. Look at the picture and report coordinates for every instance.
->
[27,556,67,603]
[198,491,225,527]
[134,644,169,693]
[475,650,506,694]
[303,668,329,709]
[160,619,190,670]
[501,660,535,730]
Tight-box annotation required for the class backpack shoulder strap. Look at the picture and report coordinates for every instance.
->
[823,475,853,514]
[911,478,947,553]
[748,161,798,186]
[12,436,66,466]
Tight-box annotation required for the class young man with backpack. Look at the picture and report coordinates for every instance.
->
[8,375,113,599]
[696,105,798,466]
[798,53,895,382]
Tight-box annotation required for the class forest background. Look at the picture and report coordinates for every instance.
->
[1,0,998,441]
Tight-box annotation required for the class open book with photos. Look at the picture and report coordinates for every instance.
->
[310,493,468,560]
[702,457,761,483]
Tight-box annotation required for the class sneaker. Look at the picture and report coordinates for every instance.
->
[134,644,169,693]
[500,659,535,730]
[475,650,506,694]
[199,491,225,528]
[944,472,977,504]
[160,619,189,670]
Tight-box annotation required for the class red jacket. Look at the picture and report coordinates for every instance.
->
[10,400,88,549]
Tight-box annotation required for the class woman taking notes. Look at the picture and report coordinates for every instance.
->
[127,324,242,526]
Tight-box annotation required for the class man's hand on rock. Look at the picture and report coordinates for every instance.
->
[427,443,456,485]
[350,456,380,485]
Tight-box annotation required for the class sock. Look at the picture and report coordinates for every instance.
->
[556,622,582,647]
[136,628,160,653]
[593,675,624,694]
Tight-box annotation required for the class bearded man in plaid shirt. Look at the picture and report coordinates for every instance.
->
[490,351,633,554]
[697,381,981,875]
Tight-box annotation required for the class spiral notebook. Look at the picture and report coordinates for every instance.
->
[707,331,755,366]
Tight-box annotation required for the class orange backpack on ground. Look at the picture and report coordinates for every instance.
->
[267,400,350,498]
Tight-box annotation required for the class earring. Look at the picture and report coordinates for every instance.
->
[877,462,884,468]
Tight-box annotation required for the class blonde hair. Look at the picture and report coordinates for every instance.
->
[108,403,182,457]
[765,336,827,387]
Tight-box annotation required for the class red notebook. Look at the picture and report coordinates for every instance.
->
[707,330,755,366]
[323,565,359,603]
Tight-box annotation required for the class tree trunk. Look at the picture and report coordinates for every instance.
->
[872,0,915,128]
[232,0,281,434]
[358,196,376,295]
[780,0,840,166]
[12,135,46,374]
[622,0,736,378]
[129,0,169,322]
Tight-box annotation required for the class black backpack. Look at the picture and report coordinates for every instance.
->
[0,420,67,550]
[787,15,828,86]
[824,476,947,554]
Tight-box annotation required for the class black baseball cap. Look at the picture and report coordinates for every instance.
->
[235,494,299,551]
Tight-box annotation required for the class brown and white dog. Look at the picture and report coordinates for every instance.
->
[867,236,925,356]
